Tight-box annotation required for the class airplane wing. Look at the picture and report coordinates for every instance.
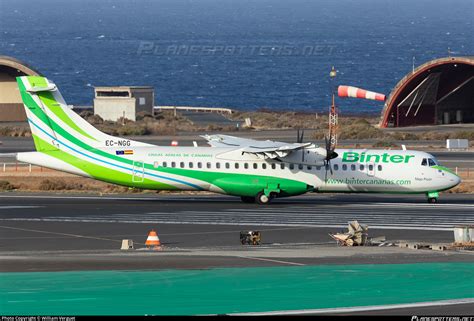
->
[201,134,313,159]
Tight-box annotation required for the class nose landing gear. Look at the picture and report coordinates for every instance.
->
[426,191,439,204]
[428,197,438,204]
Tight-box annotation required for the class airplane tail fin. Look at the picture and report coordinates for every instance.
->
[16,76,150,152]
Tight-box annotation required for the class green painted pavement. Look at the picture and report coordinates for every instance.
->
[1,263,473,315]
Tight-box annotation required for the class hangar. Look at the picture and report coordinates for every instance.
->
[0,55,42,122]
[380,56,474,128]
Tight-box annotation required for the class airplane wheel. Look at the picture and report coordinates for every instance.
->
[428,197,438,204]
[256,192,271,205]
[241,196,256,203]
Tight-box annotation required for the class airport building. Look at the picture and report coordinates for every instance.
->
[93,86,154,122]
[380,56,474,128]
[0,56,42,122]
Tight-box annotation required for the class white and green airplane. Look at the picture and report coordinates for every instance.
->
[15,76,460,204]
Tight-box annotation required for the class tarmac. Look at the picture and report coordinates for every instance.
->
[0,192,473,315]
[0,192,472,270]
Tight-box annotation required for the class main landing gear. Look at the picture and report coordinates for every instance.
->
[241,192,274,205]
[256,192,271,205]
[240,196,256,204]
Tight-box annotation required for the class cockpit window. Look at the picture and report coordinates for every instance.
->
[421,158,428,166]
[428,158,437,167]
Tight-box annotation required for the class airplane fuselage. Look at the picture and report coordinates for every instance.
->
[17,146,461,198]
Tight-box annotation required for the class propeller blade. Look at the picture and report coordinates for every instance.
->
[301,129,305,162]
[324,161,328,182]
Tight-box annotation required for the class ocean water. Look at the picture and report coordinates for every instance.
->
[0,0,472,114]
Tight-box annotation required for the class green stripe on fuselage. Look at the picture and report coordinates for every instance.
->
[156,166,310,197]
[34,135,177,190]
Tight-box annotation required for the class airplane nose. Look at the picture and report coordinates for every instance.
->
[449,173,462,188]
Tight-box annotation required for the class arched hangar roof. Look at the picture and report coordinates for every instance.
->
[380,56,474,128]
[0,56,42,122]
[0,55,42,77]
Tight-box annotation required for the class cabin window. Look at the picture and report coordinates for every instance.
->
[244,163,249,169]
[253,163,258,169]
[342,164,347,171]
[368,164,374,171]
[421,158,428,166]
[262,163,267,169]
[360,164,364,171]
[289,164,295,170]
[351,164,356,171]
[334,164,339,170]
[298,164,303,170]
[307,165,312,170]
[271,163,276,170]
[206,162,211,169]
[216,163,221,169]
[162,162,167,168]
[378,165,382,171]
[171,162,176,168]
[225,163,230,169]
[235,163,239,169]
[180,162,185,168]
[280,163,285,170]
[428,159,436,167]
[197,162,202,169]
[154,161,159,168]
[189,162,193,168]
[316,166,321,170]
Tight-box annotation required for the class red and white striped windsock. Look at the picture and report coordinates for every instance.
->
[338,85,386,102]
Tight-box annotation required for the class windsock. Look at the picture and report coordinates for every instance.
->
[338,85,386,102]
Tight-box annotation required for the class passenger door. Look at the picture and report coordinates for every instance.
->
[132,160,145,183]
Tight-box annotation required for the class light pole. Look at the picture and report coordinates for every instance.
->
[328,66,338,150]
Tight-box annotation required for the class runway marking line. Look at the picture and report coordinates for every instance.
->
[0,218,459,231]
[0,206,43,210]
[0,194,473,207]
[0,225,146,245]
[235,255,306,266]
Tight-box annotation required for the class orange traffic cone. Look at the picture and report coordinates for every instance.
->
[145,230,161,249]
